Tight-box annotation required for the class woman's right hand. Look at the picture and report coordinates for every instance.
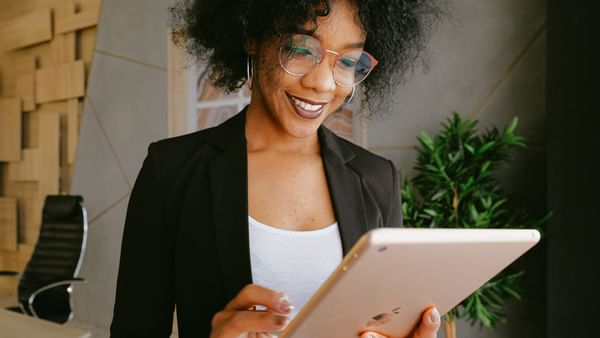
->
[210,284,294,338]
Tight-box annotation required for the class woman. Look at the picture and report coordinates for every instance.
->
[111,0,443,337]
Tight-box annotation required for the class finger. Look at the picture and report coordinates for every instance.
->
[360,331,388,338]
[225,284,294,314]
[257,333,277,338]
[218,310,291,336]
[413,307,441,338]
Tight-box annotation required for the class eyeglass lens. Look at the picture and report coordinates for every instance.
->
[279,34,375,87]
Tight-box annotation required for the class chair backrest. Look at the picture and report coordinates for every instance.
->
[17,195,87,322]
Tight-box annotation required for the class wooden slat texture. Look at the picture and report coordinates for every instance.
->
[0,197,18,251]
[38,112,60,197]
[23,112,39,148]
[52,32,76,63]
[15,73,36,112]
[52,1,76,63]
[81,26,97,76]
[16,243,34,271]
[55,8,100,34]
[35,60,85,103]
[1,0,100,269]
[36,101,67,115]
[80,0,102,12]
[0,8,52,51]
[0,98,22,162]
[3,182,40,245]
[0,268,18,295]
[67,99,79,164]
[13,54,36,75]
[7,149,40,182]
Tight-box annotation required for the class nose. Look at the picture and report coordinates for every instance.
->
[300,53,337,93]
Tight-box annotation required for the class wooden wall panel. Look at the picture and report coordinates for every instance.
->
[0,197,18,251]
[35,60,85,103]
[38,112,60,197]
[7,149,40,182]
[22,112,39,148]
[55,8,100,34]
[81,27,96,76]
[3,181,40,245]
[0,0,100,284]
[0,99,22,162]
[13,54,37,111]
[15,73,36,112]
[0,8,52,51]
[67,99,79,164]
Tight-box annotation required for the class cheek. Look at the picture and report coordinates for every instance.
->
[256,49,283,93]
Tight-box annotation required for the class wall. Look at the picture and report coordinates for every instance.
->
[68,0,171,335]
[367,0,546,337]
[69,0,547,336]
[0,0,100,298]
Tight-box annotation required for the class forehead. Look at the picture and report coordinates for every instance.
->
[303,0,365,49]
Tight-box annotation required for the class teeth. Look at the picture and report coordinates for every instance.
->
[291,96,324,112]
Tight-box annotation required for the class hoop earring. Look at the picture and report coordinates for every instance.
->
[246,55,253,90]
[345,85,355,103]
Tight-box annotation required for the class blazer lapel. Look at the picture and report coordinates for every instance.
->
[318,126,368,254]
[204,112,369,302]
[207,111,253,302]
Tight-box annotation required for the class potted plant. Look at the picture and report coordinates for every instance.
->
[400,113,549,337]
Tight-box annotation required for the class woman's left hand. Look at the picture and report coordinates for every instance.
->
[359,307,441,338]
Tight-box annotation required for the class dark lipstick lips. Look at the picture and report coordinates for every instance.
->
[287,93,326,120]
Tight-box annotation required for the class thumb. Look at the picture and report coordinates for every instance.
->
[414,307,441,338]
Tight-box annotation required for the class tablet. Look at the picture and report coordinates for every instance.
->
[279,228,540,338]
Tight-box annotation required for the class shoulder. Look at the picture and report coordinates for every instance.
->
[328,132,396,181]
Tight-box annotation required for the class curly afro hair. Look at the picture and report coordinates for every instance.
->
[170,0,443,115]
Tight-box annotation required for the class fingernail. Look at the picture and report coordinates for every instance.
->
[277,294,293,313]
[429,308,440,324]
[366,334,376,338]
[274,315,290,326]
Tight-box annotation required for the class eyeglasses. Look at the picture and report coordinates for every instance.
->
[278,34,378,88]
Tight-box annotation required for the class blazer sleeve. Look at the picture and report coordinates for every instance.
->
[386,159,403,228]
[110,143,175,338]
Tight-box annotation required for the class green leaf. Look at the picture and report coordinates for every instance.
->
[419,131,435,151]
[464,143,475,154]
[505,116,519,134]
[423,209,438,217]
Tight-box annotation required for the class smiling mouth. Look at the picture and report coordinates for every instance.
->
[287,93,326,119]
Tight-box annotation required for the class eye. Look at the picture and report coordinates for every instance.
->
[287,45,315,58]
[338,56,358,68]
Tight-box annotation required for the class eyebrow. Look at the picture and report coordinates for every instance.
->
[299,29,365,49]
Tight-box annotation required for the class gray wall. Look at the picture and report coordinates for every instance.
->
[69,0,546,337]
[69,0,171,335]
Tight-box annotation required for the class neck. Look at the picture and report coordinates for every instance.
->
[245,105,321,154]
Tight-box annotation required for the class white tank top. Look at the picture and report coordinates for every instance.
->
[248,215,343,319]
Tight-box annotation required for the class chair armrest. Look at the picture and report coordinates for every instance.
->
[0,271,19,276]
[28,278,86,318]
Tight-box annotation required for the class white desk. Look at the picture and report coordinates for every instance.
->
[0,308,90,338]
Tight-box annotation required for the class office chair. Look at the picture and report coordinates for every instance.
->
[0,195,88,323]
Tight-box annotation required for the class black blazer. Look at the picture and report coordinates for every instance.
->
[110,109,402,338]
